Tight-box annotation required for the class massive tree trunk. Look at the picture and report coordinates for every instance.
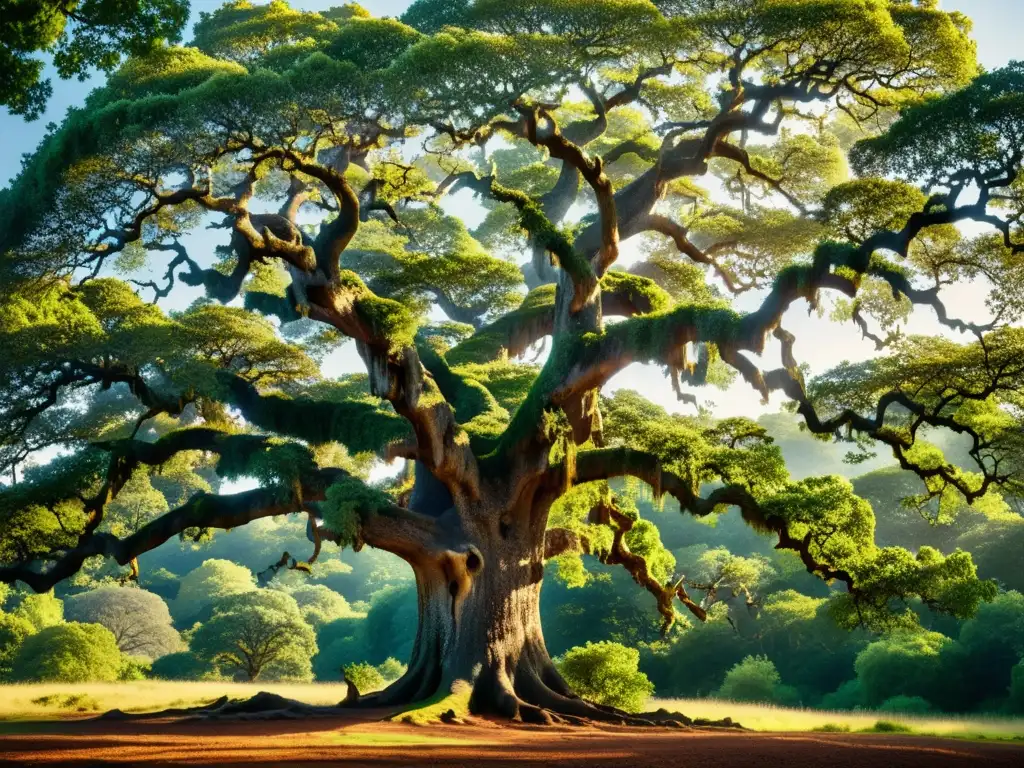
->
[356,464,617,724]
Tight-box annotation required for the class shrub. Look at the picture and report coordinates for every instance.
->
[378,657,407,682]
[866,720,913,733]
[556,641,654,713]
[10,622,122,682]
[119,655,152,681]
[854,631,948,706]
[31,693,100,712]
[879,695,932,714]
[344,661,385,693]
[0,612,35,678]
[716,655,783,704]
[821,679,864,710]
[812,723,851,733]
[150,651,220,681]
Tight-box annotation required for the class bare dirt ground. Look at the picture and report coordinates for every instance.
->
[2,714,1024,768]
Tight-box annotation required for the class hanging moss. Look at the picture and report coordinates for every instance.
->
[446,285,556,366]
[321,475,392,547]
[601,270,673,313]
[218,372,412,455]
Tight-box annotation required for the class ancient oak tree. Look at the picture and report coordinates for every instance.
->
[2,0,1023,723]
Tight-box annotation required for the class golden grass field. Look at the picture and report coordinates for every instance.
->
[0,681,1022,741]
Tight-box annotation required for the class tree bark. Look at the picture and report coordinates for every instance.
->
[351,467,646,724]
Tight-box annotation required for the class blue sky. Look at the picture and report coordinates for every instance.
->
[0,0,1020,424]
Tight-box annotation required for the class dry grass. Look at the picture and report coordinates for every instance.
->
[654,697,1024,740]
[1,683,1022,742]
[0,681,352,720]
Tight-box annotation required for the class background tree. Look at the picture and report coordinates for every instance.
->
[190,590,317,682]
[0,0,1022,724]
[172,560,257,626]
[64,585,183,659]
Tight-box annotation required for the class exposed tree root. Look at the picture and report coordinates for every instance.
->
[96,687,743,730]
[98,691,360,722]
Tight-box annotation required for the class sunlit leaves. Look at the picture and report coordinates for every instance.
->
[852,63,1024,185]
[1,0,190,119]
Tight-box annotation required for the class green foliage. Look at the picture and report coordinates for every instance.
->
[866,720,913,733]
[277,583,357,627]
[344,661,385,693]
[1010,661,1024,714]
[191,589,317,681]
[402,0,471,33]
[10,622,123,683]
[64,586,182,660]
[378,657,407,682]
[31,692,101,712]
[556,640,654,712]
[854,630,950,706]
[0,0,1019,721]
[322,476,392,548]
[0,0,190,119]
[150,651,221,681]
[7,591,63,633]
[119,655,152,681]
[172,559,257,625]
[0,611,35,679]
[879,695,933,714]
[852,63,1024,183]
[716,655,793,705]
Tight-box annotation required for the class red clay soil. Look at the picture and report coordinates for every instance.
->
[1,715,1023,767]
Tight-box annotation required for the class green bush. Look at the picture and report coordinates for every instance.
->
[378,657,407,682]
[854,631,948,706]
[556,641,654,713]
[716,655,784,704]
[1009,661,1024,714]
[821,679,864,710]
[119,655,152,681]
[0,611,35,679]
[344,661,385,693]
[879,695,932,714]
[866,720,913,733]
[812,723,851,733]
[10,622,122,682]
[150,651,220,681]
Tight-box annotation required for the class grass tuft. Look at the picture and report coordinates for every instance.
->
[653,698,1024,741]
[812,723,851,733]
[865,720,913,733]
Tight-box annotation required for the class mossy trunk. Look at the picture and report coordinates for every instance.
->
[369,515,587,722]
[354,465,647,724]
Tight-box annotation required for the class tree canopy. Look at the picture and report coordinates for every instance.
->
[0,0,1022,722]
[0,0,191,120]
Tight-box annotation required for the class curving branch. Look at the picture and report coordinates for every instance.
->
[1,465,437,592]
[549,448,858,593]
[544,496,707,631]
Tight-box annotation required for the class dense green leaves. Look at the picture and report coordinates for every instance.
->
[0,0,190,119]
